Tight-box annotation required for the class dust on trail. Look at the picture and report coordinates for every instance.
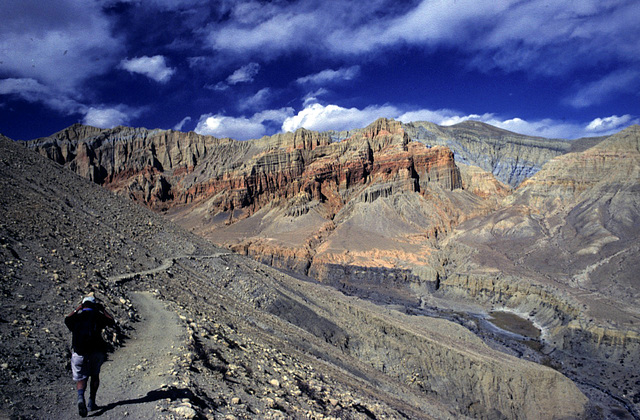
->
[57,292,185,420]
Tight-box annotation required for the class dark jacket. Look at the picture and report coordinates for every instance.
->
[65,302,115,355]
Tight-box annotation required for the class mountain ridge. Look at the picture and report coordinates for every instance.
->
[1,132,593,419]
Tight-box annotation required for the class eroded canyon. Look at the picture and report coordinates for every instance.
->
[4,118,638,418]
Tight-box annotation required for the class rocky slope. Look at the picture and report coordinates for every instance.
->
[2,134,592,418]
[28,118,508,302]
[429,125,640,416]
[329,120,600,187]
[404,120,604,187]
[20,119,640,417]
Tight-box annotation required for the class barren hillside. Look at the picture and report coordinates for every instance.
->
[2,132,591,418]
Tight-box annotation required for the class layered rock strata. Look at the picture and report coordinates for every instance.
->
[29,119,489,294]
[428,126,640,412]
[23,120,640,415]
[403,120,605,187]
[28,119,461,214]
[2,133,589,419]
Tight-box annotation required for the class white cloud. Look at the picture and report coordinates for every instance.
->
[296,66,360,85]
[283,102,638,139]
[195,115,266,140]
[0,78,81,114]
[0,77,142,128]
[282,103,400,133]
[227,62,260,85]
[328,0,513,54]
[416,112,639,139]
[0,0,122,91]
[302,88,329,106]
[205,0,640,78]
[82,107,132,128]
[119,55,176,83]
[586,115,635,133]
[253,107,295,124]
[195,107,294,140]
[173,116,192,131]
[209,11,319,55]
[206,82,229,91]
[486,117,583,139]
[566,69,640,108]
[239,88,271,110]
[400,110,601,139]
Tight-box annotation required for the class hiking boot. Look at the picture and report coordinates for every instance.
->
[77,397,87,417]
[87,397,98,411]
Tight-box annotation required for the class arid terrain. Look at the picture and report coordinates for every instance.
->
[2,119,639,419]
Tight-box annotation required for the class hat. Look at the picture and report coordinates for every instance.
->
[82,296,96,304]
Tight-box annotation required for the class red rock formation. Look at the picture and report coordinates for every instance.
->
[30,119,462,219]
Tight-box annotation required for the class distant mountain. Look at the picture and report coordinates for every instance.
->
[2,128,591,419]
[21,119,640,416]
[27,119,508,295]
[404,120,603,187]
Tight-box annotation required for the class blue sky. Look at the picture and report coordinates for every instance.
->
[1,0,639,141]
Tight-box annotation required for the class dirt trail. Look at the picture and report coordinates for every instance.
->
[56,292,185,419]
[111,254,229,284]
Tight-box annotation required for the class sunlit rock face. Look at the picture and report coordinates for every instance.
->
[28,118,484,295]
[402,120,605,187]
[26,121,640,416]
[429,126,640,413]
[4,132,590,420]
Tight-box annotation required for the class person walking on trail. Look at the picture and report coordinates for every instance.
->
[65,295,116,417]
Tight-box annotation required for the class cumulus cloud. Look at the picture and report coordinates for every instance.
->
[227,62,260,85]
[585,115,636,133]
[119,55,176,83]
[282,103,400,133]
[296,66,360,85]
[82,107,132,128]
[195,107,294,140]
[282,102,637,139]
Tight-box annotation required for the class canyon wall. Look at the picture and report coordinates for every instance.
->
[25,120,640,414]
[402,120,605,187]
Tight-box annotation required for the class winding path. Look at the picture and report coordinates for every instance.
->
[109,253,229,284]
[56,253,229,419]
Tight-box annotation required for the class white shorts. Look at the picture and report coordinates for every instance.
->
[71,352,105,382]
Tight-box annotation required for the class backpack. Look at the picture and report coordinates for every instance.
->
[72,308,100,355]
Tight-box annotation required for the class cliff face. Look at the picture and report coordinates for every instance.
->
[403,120,605,187]
[29,119,460,213]
[448,125,640,306]
[29,119,490,288]
[2,133,589,420]
[20,120,640,416]
[430,126,640,413]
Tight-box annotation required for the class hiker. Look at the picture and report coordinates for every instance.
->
[65,295,116,417]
